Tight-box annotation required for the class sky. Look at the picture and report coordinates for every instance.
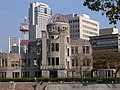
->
[0,0,120,52]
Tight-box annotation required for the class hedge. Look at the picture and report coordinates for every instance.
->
[0,77,120,83]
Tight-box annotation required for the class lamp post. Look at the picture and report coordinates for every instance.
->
[32,77,37,90]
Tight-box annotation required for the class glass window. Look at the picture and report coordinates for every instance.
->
[44,8,47,14]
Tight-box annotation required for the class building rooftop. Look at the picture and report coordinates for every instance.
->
[48,14,69,24]
[70,39,90,45]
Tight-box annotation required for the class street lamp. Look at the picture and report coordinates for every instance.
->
[32,77,37,90]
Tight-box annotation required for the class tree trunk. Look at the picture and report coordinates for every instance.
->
[114,67,120,83]
[79,65,83,82]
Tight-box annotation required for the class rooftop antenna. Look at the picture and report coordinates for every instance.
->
[19,17,29,53]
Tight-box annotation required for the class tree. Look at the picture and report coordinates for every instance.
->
[93,50,120,82]
[83,0,120,25]
[73,53,92,82]
[73,53,84,80]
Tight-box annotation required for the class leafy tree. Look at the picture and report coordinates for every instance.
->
[93,50,120,82]
[83,0,120,25]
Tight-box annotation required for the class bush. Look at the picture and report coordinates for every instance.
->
[101,78,114,83]
[83,77,97,82]
[37,78,51,82]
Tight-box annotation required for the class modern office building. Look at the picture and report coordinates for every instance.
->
[90,33,120,52]
[29,2,52,41]
[65,14,99,40]
[8,37,21,53]
[100,27,118,35]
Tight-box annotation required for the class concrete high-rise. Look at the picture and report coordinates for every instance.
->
[65,14,99,40]
[8,37,21,53]
[29,2,52,41]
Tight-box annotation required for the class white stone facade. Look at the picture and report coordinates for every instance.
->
[65,14,99,40]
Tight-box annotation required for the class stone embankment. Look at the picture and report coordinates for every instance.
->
[0,82,120,90]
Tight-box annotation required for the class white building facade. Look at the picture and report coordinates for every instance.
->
[29,2,52,41]
[65,14,99,40]
[8,37,21,53]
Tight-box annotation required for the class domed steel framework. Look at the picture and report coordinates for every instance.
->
[48,14,68,23]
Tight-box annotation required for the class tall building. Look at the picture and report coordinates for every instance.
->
[29,2,52,41]
[65,14,99,40]
[8,37,21,53]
